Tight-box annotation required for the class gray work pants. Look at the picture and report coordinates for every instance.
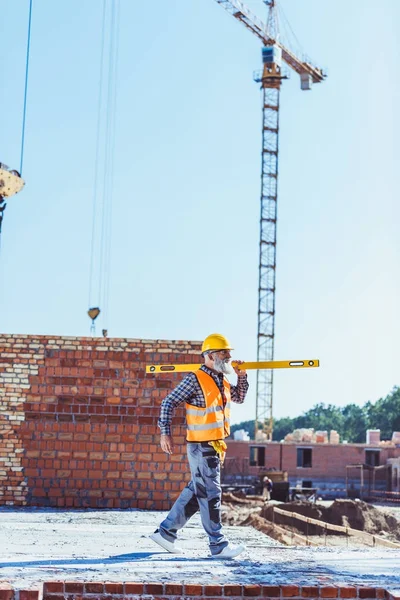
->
[159,442,228,555]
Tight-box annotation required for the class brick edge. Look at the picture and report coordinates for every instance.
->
[0,583,396,600]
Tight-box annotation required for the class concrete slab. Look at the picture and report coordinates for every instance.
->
[0,508,399,593]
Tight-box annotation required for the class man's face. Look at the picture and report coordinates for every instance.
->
[211,349,233,375]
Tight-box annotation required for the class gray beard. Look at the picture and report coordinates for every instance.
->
[213,356,233,375]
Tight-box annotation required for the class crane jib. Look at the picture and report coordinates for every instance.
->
[214,0,325,83]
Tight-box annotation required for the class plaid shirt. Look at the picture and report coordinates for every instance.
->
[158,364,249,436]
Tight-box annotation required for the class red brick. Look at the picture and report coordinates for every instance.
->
[359,590,377,599]
[64,583,84,593]
[262,587,280,597]
[125,583,145,594]
[105,583,124,594]
[43,583,64,593]
[320,588,338,599]
[0,590,13,600]
[223,587,244,598]
[165,583,183,595]
[84,583,104,593]
[146,584,164,594]
[283,586,301,598]
[338,587,357,599]
[204,585,223,596]
[302,588,319,598]
[244,585,262,597]
[185,585,203,596]
[19,592,39,600]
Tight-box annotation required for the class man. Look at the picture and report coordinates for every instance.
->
[262,476,273,501]
[149,333,249,559]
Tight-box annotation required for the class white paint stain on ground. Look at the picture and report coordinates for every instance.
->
[0,508,399,593]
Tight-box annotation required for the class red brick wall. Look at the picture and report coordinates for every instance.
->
[0,581,394,600]
[0,334,201,509]
[41,582,391,600]
[226,441,400,480]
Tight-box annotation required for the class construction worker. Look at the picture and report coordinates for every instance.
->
[262,476,273,501]
[150,333,249,559]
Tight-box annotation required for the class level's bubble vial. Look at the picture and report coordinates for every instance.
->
[150,366,155,372]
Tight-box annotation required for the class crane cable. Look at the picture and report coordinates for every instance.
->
[0,0,32,261]
[88,0,107,334]
[20,0,33,177]
[276,1,304,62]
[88,0,120,336]
[100,0,120,333]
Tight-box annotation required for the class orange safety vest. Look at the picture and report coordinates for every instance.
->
[186,369,231,442]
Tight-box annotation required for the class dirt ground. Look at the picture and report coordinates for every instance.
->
[221,494,400,547]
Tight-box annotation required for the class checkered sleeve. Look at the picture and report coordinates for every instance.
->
[230,375,249,404]
[158,373,198,436]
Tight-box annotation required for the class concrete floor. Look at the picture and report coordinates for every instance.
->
[0,507,400,593]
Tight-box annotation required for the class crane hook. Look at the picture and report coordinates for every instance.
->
[88,307,101,335]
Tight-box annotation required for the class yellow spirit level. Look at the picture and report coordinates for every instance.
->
[146,359,319,374]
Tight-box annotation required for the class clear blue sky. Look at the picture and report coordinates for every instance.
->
[1,1,399,428]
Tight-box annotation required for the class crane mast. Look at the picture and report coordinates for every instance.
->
[254,51,285,441]
[253,1,284,441]
[213,0,326,440]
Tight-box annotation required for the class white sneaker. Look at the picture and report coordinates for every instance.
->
[149,530,182,554]
[211,543,246,559]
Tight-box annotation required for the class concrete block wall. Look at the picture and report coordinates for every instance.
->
[0,334,201,509]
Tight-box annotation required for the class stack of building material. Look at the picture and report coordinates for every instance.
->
[233,429,250,441]
[392,432,400,445]
[284,428,340,444]
[329,430,340,444]
[315,430,328,443]
[366,429,381,444]
[284,428,315,442]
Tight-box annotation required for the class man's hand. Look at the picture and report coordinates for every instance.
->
[233,359,247,377]
[160,434,174,454]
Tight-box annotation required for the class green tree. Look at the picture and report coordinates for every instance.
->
[293,403,344,434]
[366,387,400,440]
[272,417,295,441]
[230,420,254,440]
[341,403,368,443]
[230,387,400,443]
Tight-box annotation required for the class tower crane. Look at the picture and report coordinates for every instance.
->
[213,0,326,440]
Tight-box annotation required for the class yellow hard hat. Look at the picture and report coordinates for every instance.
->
[201,333,233,354]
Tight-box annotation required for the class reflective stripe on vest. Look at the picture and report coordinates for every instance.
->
[186,369,231,442]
